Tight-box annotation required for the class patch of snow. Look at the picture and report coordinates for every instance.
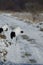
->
[0,13,43,64]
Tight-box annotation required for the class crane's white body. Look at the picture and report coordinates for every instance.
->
[13,27,23,36]
[2,25,8,31]
[12,27,24,45]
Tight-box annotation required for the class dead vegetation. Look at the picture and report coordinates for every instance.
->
[11,12,43,23]
[0,34,6,39]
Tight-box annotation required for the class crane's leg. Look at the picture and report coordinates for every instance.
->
[15,36,18,46]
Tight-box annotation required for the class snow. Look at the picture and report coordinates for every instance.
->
[0,13,43,64]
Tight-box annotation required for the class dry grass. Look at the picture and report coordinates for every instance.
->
[11,12,43,23]
[0,34,6,39]
[0,11,43,23]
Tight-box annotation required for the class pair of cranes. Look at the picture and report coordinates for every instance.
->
[0,25,24,43]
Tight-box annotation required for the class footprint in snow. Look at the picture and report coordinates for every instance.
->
[21,35,29,41]
[21,34,36,44]
[40,28,43,32]
[21,52,32,58]
[39,22,43,25]
[28,39,37,44]
[36,25,39,28]
[29,59,37,63]
[24,52,32,57]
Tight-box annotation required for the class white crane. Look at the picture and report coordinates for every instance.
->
[10,27,24,45]
[2,24,9,31]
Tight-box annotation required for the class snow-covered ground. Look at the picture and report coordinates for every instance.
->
[0,13,43,64]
